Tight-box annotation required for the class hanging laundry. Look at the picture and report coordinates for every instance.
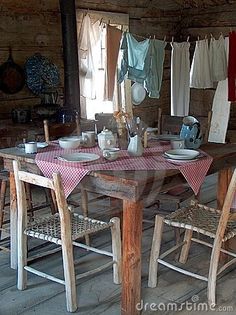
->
[190,39,212,89]
[209,34,227,82]
[118,32,150,84]
[209,37,230,144]
[171,41,190,116]
[78,14,100,99]
[228,31,236,101]
[104,25,122,101]
[144,39,166,98]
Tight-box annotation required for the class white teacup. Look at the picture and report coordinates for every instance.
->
[82,131,96,147]
[103,148,120,161]
[25,142,37,154]
[171,139,185,149]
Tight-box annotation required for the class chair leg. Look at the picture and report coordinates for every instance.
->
[17,188,28,290]
[50,189,58,214]
[45,188,57,214]
[0,179,7,239]
[207,238,222,306]
[61,229,77,312]
[179,229,193,264]
[148,215,164,288]
[81,187,90,246]
[25,183,33,221]
[110,217,122,284]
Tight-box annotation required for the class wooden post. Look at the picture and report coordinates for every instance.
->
[121,200,143,315]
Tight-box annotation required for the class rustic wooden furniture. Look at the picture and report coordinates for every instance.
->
[43,115,81,143]
[0,170,10,251]
[13,160,121,313]
[0,143,236,315]
[145,110,213,211]
[43,117,94,245]
[148,169,236,306]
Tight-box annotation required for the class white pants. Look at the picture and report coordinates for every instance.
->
[171,42,190,117]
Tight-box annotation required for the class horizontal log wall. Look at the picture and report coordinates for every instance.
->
[0,0,63,120]
[179,3,236,138]
[1,0,235,133]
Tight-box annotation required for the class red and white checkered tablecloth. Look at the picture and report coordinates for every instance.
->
[35,143,213,198]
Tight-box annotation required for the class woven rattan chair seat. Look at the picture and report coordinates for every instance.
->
[25,213,112,244]
[164,203,236,242]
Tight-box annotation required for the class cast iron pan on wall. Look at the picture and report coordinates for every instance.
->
[0,48,25,94]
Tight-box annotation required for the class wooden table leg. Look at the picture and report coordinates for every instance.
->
[121,200,143,315]
[9,171,17,269]
[217,168,233,209]
[217,167,236,259]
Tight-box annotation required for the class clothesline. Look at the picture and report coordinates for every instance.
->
[84,12,231,44]
[124,31,229,45]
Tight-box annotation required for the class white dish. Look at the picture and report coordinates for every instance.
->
[17,142,48,149]
[57,153,100,163]
[58,136,82,149]
[37,142,49,148]
[131,82,146,105]
[156,134,181,141]
[166,157,199,164]
[164,149,200,160]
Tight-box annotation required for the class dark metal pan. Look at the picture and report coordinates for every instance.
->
[0,47,25,94]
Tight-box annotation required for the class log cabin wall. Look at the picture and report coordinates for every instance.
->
[0,0,235,137]
[178,3,236,139]
[0,0,63,120]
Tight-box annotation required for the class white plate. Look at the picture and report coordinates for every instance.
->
[17,142,48,149]
[57,153,100,163]
[37,142,49,148]
[166,157,199,164]
[156,134,181,141]
[164,149,200,160]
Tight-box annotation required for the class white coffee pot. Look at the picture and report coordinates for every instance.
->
[97,127,116,150]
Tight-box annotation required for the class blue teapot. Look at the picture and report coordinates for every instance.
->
[180,116,202,149]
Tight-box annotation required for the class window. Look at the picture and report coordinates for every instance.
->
[76,10,131,120]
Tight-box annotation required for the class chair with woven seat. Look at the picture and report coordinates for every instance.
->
[0,168,45,251]
[13,160,121,313]
[43,114,81,143]
[0,170,10,251]
[148,168,236,306]
[144,110,212,217]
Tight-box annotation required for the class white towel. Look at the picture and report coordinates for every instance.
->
[171,41,190,117]
[78,15,100,99]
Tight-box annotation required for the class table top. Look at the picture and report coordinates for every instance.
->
[2,142,234,211]
[0,142,236,202]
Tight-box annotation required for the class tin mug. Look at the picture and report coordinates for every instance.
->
[25,142,37,154]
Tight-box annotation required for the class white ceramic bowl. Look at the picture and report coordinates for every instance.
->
[58,136,82,149]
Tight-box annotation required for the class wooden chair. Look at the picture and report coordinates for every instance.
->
[145,110,212,212]
[0,171,10,252]
[13,160,121,313]
[0,168,53,251]
[148,169,236,306]
[43,114,80,143]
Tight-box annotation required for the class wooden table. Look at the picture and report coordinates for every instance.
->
[1,143,236,315]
